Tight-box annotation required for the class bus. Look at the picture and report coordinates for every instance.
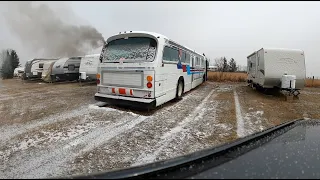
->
[95,31,208,109]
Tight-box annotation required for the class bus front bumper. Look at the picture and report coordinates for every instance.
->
[94,93,156,109]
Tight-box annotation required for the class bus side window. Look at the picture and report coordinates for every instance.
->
[163,46,179,62]
[185,53,190,64]
[191,56,194,66]
[181,51,186,63]
[196,56,199,66]
[163,46,171,61]
[171,48,179,62]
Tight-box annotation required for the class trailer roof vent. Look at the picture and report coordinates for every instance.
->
[130,31,132,32]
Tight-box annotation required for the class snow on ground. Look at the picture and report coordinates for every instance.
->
[0,81,291,178]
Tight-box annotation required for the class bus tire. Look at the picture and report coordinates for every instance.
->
[176,78,184,100]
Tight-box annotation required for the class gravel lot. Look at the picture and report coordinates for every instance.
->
[0,78,319,178]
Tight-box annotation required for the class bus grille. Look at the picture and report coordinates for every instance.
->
[102,71,143,88]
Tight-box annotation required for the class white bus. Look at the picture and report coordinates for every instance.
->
[95,31,208,109]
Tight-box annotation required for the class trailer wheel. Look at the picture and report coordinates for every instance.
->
[175,78,184,100]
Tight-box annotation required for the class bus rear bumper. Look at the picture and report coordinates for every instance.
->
[94,93,156,109]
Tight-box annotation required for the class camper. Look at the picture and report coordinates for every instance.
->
[41,60,58,82]
[23,58,57,80]
[247,48,306,96]
[79,54,100,81]
[14,67,25,78]
[51,56,82,82]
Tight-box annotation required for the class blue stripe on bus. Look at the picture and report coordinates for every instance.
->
[186,65,203,75]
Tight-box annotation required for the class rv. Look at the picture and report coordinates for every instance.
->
[14,67,25,78]
[41,60,58,82]
[79,54,100,81]
[51,56,82,82]
[23,58,57,80]
[247,48,306,96]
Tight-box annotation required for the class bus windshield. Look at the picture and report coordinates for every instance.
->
[101,37,157,62]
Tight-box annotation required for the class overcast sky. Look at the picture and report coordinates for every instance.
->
[1,1,320,77]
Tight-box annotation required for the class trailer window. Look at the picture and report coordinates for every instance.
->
[102,37,157,62]
[68,65,75,71]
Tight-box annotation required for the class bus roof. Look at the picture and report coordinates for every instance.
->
[108,31,205,58]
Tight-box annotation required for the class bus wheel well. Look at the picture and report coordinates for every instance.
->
[175,76,185,100]
[178,76,184,87]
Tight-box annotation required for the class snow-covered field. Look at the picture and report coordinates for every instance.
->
[0,79,319,178]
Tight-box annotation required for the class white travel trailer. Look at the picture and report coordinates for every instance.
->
[79,54,100,81]
[51,56,82,82]
[14,67,25,78]
[247,48,306,96]
[24,58,57,80]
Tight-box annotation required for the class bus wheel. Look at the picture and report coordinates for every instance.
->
[176,79,184,100]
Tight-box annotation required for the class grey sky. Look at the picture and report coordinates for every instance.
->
[1,1,320,77]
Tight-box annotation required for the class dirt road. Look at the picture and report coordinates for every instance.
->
[0,79,319,178]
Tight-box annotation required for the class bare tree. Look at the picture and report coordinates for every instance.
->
[214,57,224,72]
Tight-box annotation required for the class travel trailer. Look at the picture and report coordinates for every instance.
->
[51,56,82,82]
[247,48,306,96]
[23,58,57,80]
[79,54,100,81]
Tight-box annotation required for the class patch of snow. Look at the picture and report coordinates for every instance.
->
[0,106,90,144]
[242,110,267,135]
[214,123,232,130]
[88,104,120,112]
[126,111,139,116]
[256,111,264,116]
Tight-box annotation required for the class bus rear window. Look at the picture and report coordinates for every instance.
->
[102,37,157,62]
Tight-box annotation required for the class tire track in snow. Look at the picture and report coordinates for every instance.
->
[1,114,148,179]
[234,89,245,138]
[132,88,215,166]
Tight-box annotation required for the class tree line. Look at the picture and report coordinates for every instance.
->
[0,49,20,79]
[214,57,238,72]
